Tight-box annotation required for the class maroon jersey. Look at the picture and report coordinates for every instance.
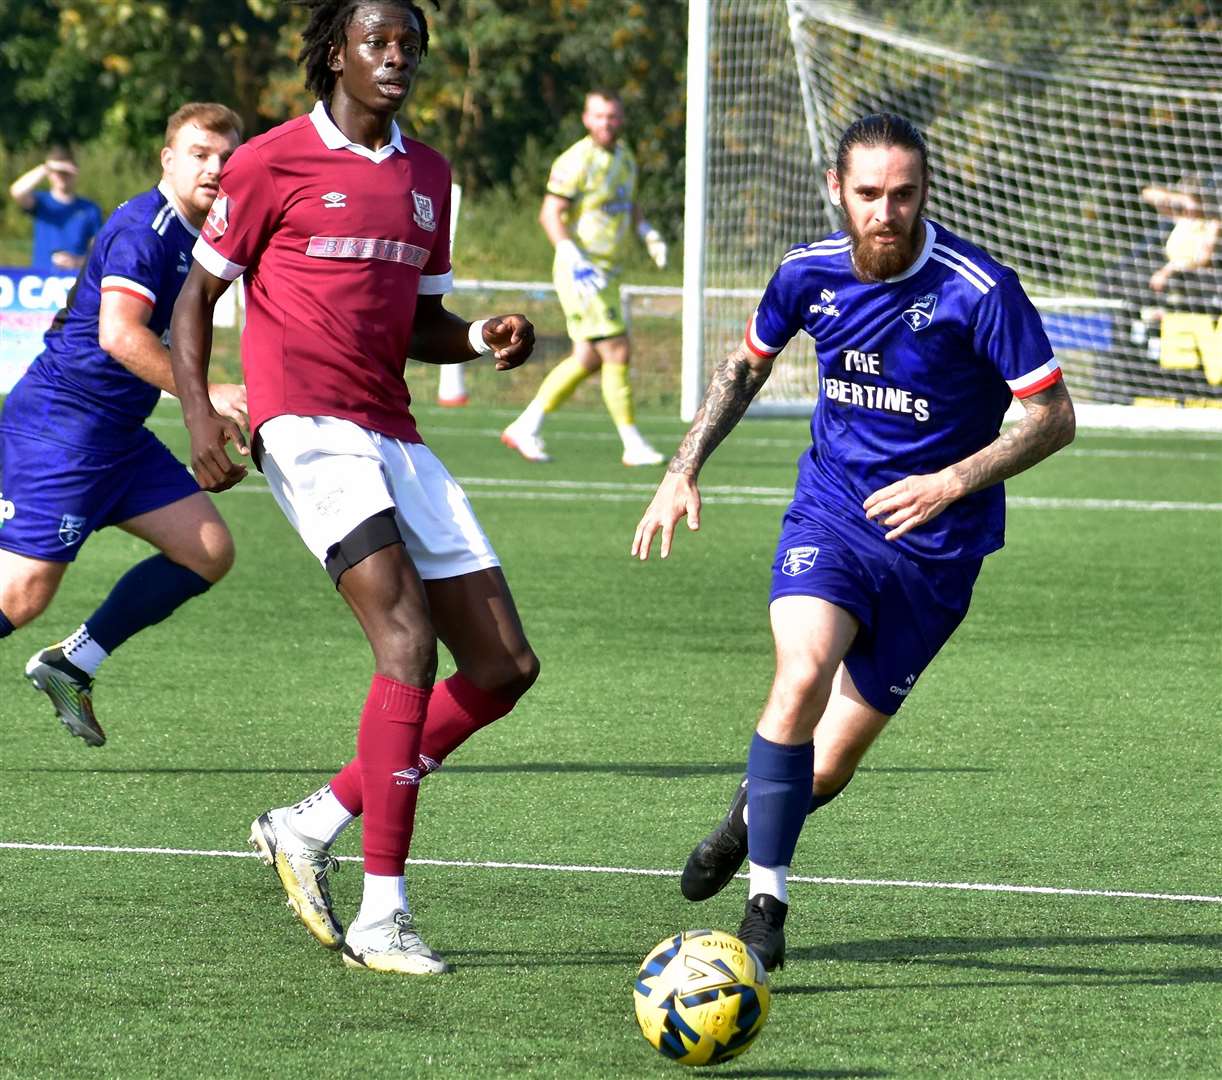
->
[194,102,453,442]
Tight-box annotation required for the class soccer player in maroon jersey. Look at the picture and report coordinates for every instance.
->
[169,0,538,975]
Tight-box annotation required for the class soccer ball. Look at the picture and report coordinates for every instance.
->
[633,929,770,1067]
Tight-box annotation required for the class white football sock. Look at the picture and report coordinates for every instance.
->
[289,784,354,848]
[616,422,651,452]
[747,861,789,905]
[354,873,409,928]
[438,364,467,400]
[60,625,109,677]
[513,400,545,436]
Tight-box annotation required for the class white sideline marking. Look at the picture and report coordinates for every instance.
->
[1,841,1218,904]
[142,415,1222,458]
[226,475,1222,512]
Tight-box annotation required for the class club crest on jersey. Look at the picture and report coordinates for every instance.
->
[901,293,937,331]
[321,191,347,209]
[202,193,229,241]
[58,514,85,547]
[781,545,819,576]
[412,191,436,231]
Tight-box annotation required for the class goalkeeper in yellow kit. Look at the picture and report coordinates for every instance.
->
[501,89,668,465]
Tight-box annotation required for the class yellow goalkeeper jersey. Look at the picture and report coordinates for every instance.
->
[547,135,638,268]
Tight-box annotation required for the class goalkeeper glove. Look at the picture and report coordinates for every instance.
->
[637,220,668,269]
[557,238,607,298]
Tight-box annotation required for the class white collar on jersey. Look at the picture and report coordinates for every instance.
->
[155,179,201,237]
[310,100,405,163]
[868,218,937,283]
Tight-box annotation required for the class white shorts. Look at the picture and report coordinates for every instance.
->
[259,414,499,580]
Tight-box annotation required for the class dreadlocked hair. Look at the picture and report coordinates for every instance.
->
[294,0,440,99]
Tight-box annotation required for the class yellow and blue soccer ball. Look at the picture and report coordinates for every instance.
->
[633,929,770,1067]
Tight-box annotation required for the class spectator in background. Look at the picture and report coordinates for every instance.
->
[8,145,104,270]
[1141,175,1220,304]
[501,89,669,466]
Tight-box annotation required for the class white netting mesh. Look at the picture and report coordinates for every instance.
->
[694,0,1222,416]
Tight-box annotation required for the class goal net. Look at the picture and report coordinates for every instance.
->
[683,0,1222,428]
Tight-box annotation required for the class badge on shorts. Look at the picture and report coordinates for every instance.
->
[411,191,436,231]
[58,514,86,547]
[781,545,819,576]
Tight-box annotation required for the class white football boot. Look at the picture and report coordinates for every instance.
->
[341,911,450,975]
[621,442,666,467]
[249,808,344,949]
[500,424,551,463]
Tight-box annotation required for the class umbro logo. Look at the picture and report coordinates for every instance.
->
[321,191,347,209]
[392,767,423,786]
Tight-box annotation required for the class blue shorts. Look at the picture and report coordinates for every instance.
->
[0,427,200,562]
[770,504,982,716]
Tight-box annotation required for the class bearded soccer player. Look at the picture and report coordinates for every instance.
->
[632,113,1076,971]
[170,0,538,976]
[0,103,245,746]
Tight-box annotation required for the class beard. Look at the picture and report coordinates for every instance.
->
[846,214,924,283]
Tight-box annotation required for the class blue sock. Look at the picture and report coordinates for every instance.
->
[86,554,211,654]
[746,732,814,870]
[0,609,13,638]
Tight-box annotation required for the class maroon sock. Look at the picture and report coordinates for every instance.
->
[357,674,430,876]
[420,672,516,763]
[329,759,363,814]
[323,674,515,820]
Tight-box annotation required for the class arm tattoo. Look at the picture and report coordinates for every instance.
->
[950,378,1076,496]
[669,344,772,477]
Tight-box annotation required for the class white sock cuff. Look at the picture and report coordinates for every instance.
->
[61,625,109,677]
[355,873,409,928]
[289,784,354,848]
[747,861,790,905]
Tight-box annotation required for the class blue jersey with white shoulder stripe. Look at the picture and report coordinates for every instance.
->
[747,219,1061,560]
[0,184,199,453]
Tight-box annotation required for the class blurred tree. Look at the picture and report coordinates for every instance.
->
[0,1,687,238]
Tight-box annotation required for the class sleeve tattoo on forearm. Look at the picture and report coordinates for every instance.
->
[669,345,771,475]
[952,379,1074,494]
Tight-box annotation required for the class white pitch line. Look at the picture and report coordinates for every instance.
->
[225,476,1221,512]
[142,415,1222,457]
[2,841,1218,904]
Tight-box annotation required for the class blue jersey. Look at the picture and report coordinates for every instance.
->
[2,184,198,453]
[28,191,104,268]
[747,220,1061,561]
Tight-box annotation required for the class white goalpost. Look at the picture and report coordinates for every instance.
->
[682,0,1222,430]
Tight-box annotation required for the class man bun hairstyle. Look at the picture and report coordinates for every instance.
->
[835,112,930,182]
[295,0,440,99]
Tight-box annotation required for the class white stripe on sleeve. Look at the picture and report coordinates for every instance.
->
[192,237,246,282]
[418,270,454,296]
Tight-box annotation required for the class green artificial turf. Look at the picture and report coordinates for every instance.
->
[1,402,1218,1078]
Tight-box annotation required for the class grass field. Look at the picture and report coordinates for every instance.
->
[1,400,1219,1079]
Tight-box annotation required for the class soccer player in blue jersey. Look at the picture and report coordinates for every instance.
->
[632,114,1076,971]
[0,103,246,746]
